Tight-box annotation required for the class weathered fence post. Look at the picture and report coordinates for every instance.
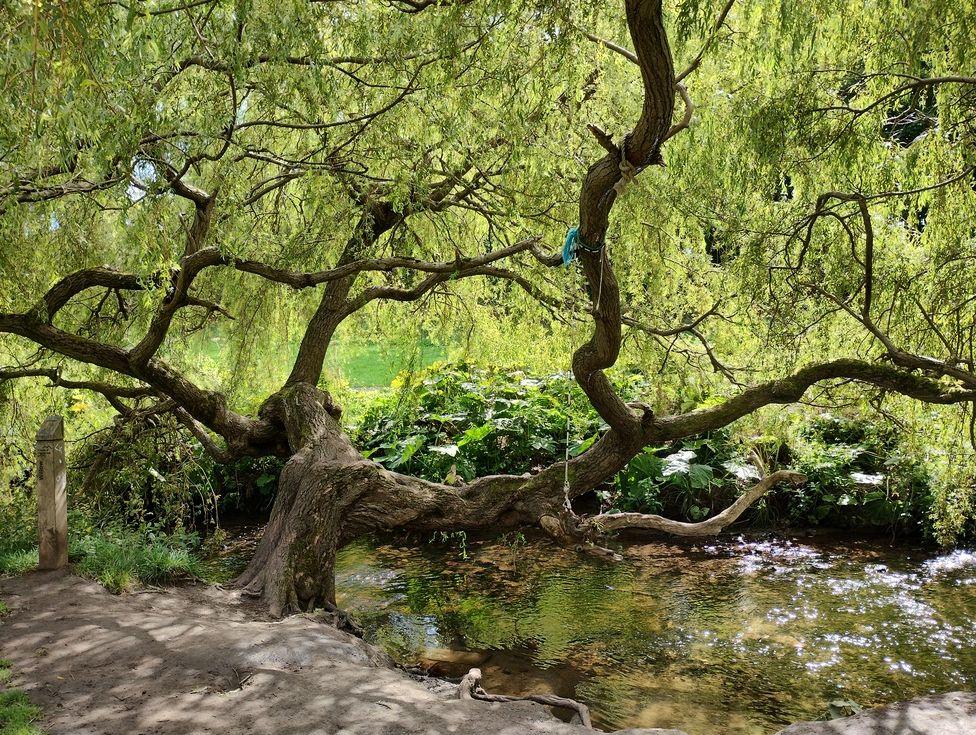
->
[36,415,67,570]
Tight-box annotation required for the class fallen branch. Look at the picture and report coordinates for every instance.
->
[580,469,805,537]
[457,667,593,728]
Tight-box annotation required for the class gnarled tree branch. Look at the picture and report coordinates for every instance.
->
[580,469,805,536]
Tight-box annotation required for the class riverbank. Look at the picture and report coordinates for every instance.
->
[1,571,974,735]
[0,571,686,735]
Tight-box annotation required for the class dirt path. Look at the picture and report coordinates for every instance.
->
[0,571,685,735]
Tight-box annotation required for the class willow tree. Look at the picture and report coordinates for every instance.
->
[2,0,975,614]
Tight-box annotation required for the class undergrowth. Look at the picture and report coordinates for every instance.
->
[68,529,203,593]
[0,513,204,593]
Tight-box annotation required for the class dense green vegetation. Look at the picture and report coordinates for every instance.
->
[359,364,954,539]
[0,481,202,591]
[357,363,617,480]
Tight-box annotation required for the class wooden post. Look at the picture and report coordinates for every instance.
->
[36,415,67,570]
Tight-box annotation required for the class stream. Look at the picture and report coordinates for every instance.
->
[333,533,976,734]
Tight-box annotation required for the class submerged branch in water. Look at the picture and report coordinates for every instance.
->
[457,667,593,728]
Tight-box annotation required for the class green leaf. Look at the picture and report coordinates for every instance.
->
[569,433,598,457]
[687,464,715,490]
[458,422,493,447]
[400,435,425,462]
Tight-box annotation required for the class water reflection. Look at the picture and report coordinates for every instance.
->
[334,534,976,734]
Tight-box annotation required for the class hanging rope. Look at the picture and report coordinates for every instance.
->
[593,246,605,314]
[563,368,573,506]
[613,141,638,197]
[562,227,608,315]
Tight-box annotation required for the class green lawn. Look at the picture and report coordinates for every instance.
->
[189,331,445,389]
[326,340,445,387]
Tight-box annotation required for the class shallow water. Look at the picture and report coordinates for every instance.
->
[334,533,976,734]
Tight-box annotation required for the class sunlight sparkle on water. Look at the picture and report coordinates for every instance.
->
[335,536,976,735]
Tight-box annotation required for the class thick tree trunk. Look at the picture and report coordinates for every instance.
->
[235,383,367,615]
[235,392,651,617]
[237,454,536,615]
[235,452,371,615]
[234,381,534,615]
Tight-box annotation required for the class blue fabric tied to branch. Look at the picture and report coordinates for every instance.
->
[563,226,603,266]
[562,226,580,266]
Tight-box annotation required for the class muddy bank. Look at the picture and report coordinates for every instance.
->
[0,572,684,735]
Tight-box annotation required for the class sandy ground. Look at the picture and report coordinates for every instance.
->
[0,571,686,735]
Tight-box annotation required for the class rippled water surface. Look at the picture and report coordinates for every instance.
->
[334,534,976,734]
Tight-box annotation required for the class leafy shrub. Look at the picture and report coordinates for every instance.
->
[605,414,934,536]
[76,418,285,530]
[928,459,976,546]
[356,366,938,536]
[74,418,218,532]
[356,363,646,482]
[782,414,931,534]
[608,429,754,520]
[0,486,37,575]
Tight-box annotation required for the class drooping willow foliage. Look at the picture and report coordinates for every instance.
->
[2,0,975,540]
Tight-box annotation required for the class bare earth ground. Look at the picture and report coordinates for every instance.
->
[0,571,686,735]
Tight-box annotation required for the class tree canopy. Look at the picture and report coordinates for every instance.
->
[3,0,976,611]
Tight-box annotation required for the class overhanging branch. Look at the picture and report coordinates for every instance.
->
[580,469,804,536]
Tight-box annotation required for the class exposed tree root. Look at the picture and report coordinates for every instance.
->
[315,602,364,637]
[457,667,593,728]
[539,513,623,561]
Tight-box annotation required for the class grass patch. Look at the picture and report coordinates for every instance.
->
[0,522,208,594]
[0,551,37,578]
[0,659,11,685]
[69,530,204,594]
[0,602,9,618]
[0,689,43,735]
